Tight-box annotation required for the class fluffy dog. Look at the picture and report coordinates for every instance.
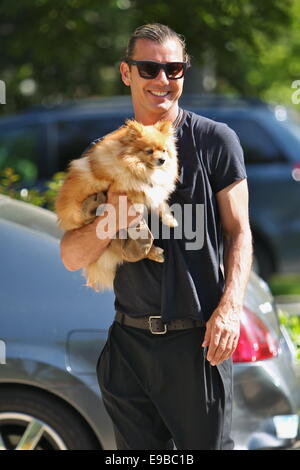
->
[55,119,178,291]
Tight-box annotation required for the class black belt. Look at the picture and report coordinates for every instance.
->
[115,311,206,335]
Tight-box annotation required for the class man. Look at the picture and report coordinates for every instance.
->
[60,23,253,450]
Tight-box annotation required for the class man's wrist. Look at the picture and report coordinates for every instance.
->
[217,297,243,314]
[93,206,118,240]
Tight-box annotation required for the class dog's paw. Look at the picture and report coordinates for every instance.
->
[147,246,165,263]
[81,192,107,221]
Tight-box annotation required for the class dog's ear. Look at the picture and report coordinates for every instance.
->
[154,120,174,136]
[123,119,144,141]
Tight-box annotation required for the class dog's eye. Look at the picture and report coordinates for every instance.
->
[145,148,153,155]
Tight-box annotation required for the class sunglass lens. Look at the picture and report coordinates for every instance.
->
[166,63,185,78]
[138,62,160,78]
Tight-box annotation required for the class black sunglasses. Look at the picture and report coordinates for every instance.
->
[126,60,189,80]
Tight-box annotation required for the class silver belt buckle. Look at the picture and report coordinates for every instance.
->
[148,316,167,334]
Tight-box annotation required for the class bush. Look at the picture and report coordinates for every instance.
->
[269,274,300,359]
[0,167,65,211]
[278,311,300,360]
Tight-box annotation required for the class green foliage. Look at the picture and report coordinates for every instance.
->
[278,311,300,360]
[0,0,299,113]
[0,0,134,113]
[270,274,300,296]
[0,167,65,211]
[269,274,300,359]
[133,0,294,100]
[42,171,66,211]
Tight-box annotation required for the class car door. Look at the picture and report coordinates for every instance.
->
[51,114,131,174]
[0,122,47,185]
[224,115,300,273]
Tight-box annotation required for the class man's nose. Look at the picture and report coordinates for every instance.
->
[154,67,169,84]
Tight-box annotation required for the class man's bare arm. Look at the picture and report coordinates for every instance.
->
[218,178,253,311]
[202,178,253,365]
[60,190,142,272]
[60,216,113,271]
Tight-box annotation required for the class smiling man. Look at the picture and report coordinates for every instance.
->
[120,37,185,124]
[60,23,253,450]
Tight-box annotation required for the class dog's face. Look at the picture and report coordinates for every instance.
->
[119,119,177,177]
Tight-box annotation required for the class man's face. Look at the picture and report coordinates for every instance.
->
[120,38,185,122]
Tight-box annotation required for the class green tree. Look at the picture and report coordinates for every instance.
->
[0,0,134,113]
[0,0,298,114]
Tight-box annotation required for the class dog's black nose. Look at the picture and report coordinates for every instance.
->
[157,158,165,166]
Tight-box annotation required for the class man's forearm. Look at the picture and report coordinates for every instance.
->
[59,193,143,272]
[219,228,253,311]
[203,180,253,365]
[60,215,113,272]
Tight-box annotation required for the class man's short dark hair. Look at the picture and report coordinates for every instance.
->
[125,23,191,64]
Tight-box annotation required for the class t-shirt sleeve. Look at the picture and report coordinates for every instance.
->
[208,122,247,194]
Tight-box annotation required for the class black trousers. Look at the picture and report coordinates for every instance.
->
[96,320,234,450]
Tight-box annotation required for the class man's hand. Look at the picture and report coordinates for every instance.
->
[202,305,241,366]
[106,187,143,233]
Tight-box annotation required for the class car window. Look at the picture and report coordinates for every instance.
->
[56,116,130,172]
[277,117,300,162]
[0,124,41,183]
[223,118,284,164]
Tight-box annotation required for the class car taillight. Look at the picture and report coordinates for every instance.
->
[292,163,300,181]
[232,307,278,363]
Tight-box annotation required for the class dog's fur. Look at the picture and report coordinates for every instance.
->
[55,119,178,291]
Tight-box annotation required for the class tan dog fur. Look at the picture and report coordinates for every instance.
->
[55,119,178,291]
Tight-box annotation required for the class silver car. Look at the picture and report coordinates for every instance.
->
[0,195,299,450]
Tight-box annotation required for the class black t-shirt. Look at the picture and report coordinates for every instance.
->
[113,109,247,324]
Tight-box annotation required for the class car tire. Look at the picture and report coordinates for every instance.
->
[0,387,100,450]
[253,238,274,281]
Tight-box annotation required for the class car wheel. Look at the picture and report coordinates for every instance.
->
[0,387,100,450]
[253,238,274,280]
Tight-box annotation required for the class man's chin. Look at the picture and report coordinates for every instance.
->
[147,100,172,114]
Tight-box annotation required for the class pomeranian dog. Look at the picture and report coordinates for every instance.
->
[55,119,178,291]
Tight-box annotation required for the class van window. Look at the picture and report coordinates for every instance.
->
[56,116,129,171]
[224,118,284,164]
[0,124,41,183]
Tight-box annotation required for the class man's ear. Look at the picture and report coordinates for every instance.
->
[120,61,131,87]
[155,120,174,136]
